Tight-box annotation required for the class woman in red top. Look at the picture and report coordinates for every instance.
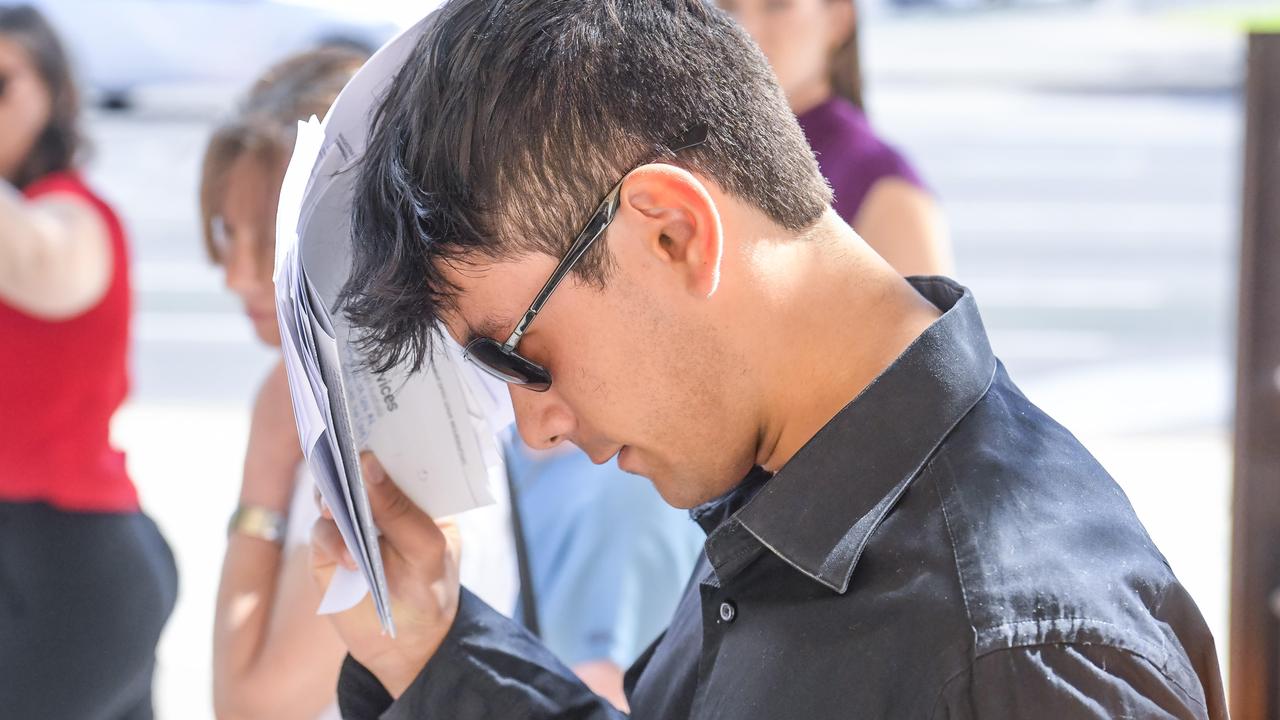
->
[0,7,177,717]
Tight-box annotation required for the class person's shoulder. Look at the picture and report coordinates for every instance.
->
[512,448,625,551]
[22,171,124,236]
[24,170,98,204]
[928,362,1141,539]
[256,359,292,403]
[922,365,1190,654]
[913,371,1224,716]
[21,170,83,197]
[806,98,903,160]
[801,96,927,212]
[515,449,697,562]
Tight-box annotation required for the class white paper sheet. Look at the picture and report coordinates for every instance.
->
[270,10,513,635]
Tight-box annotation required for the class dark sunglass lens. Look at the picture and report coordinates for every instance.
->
[522,376,551,393]
[464,339,552,391]
[503,352,552,391]
[465,340,524,383]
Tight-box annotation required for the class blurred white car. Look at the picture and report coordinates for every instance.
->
[28,0,413,106]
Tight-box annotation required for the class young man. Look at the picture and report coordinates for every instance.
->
[311,1,1227,717]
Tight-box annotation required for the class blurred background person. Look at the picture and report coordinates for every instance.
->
[202,45,523,720]
[201,48,365,720]
[720,0,952,276]
[0,5,178,719]
[505,440,704,711]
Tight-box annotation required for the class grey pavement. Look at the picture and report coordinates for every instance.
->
[78,4,1249,715]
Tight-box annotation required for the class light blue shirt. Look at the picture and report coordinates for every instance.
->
[506,440,705,668]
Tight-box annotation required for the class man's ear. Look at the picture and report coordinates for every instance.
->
[615,163,724,298]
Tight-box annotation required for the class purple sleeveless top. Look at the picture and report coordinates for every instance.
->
[796,95,925,224]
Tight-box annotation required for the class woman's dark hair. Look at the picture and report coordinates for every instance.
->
[829,1,864,112]
[0,4,83,189]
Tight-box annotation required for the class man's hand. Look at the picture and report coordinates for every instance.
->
[310,453,462,697]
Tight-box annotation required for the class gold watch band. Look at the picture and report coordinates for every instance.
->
[227,505,287,545]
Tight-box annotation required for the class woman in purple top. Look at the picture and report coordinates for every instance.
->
[720,0,952,276]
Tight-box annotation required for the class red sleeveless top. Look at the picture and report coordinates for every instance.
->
[0,172,138,512]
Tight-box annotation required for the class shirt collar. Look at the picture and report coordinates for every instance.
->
[703,277,997,593]
[689,466,773,535]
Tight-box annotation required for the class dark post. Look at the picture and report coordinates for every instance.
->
[1230,31,1280,720]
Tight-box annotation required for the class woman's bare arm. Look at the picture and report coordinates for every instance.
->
[213,361,348,720]
[0,180,113,319]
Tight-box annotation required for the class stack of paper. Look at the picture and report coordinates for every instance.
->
[272,11,513,636]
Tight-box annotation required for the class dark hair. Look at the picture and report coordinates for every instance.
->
[199,46,368,264]
[0,5,83,189]
[344,0,831,373]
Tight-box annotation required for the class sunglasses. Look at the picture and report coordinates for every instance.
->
[0,74,8,98]
[463,124,710,392]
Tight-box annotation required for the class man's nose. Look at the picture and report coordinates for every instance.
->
[509,384,576,451]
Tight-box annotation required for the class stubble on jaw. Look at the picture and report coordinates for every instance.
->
[633,298,755,507]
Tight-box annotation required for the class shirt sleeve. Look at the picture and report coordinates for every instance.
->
[932,642,1222,720]
[337,588,628,720]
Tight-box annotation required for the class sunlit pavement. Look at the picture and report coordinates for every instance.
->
[87,3,1249,715]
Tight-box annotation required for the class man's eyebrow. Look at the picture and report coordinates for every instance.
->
[466,314,515,343]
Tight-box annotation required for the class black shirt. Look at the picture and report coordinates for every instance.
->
[339,277,1226,719]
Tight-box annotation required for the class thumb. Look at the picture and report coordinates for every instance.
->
[361,452,447,563]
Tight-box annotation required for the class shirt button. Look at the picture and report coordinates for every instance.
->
[719,600,737,623]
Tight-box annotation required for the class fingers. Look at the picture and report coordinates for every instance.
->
[313,483,332,520]
[360,452,448,563]
[437,518,463,566]
[309,452,452,596]
[361,452,387,485]
[311,517,356,572]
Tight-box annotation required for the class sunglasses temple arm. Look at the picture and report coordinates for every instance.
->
[502,188,621,349]
[500,246,586,348]
[500,255,582,348]
[499,129,704,351]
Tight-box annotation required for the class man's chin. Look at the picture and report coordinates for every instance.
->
[652,483,707,511]
[620,450,680,506]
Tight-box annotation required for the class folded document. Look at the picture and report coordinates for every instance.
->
[272,12,512,636]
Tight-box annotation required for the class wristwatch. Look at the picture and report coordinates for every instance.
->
[227,505,288,545]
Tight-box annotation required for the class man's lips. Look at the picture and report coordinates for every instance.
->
[617,445,636,474]
[584,445,624,465]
